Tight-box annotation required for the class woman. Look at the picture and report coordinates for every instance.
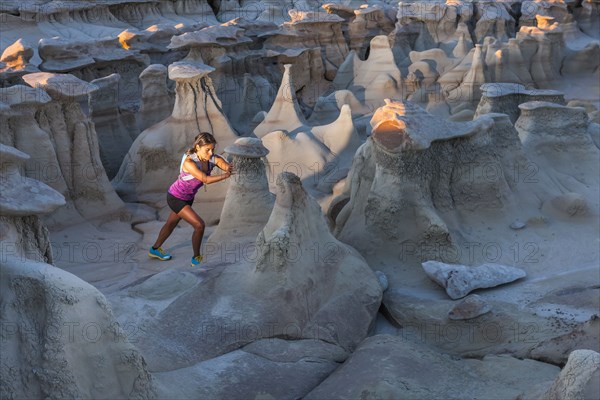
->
[148,132,233,266]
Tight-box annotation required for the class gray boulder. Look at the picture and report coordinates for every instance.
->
[422,260,527,299]
[542,349,600,400]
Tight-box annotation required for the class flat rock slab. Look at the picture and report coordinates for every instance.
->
[304,334,559,400]
[22,72,98,99]
[422,260,526,299]
[153,339,342,400]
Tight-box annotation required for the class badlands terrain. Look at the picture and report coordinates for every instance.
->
[1,0,599,399]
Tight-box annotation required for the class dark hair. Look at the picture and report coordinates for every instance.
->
[186,132,217,155]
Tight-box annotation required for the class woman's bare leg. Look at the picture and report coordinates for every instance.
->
[177,206,205,257]
[153,211,182,248]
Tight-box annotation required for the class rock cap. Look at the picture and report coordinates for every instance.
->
[22,72,98,100]
[0,144,66,216]
[167,61,215,80]
[224,137,269,158]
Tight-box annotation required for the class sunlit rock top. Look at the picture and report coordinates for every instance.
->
[370,99,491,152]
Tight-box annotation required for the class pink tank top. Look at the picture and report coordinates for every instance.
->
[168,153,216,201]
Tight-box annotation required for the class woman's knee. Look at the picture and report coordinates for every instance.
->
[192,218,205,231]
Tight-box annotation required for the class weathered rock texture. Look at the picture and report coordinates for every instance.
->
[0,256,156,400]
[0,143,65,265]
[1,74,125,228]
[304,335,559,400]
[207,137,274,243]
[333,99,513,260]
[542,349,600,400]
[475,83,565,123]
[422,260,527,299]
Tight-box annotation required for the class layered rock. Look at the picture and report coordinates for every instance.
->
[262,10,348,81]
[516,101,597,162]
[392,0,473,63]
[138,64,174,131]
[89,73,138,179]
[0,138,154,399]
[20,72,126,225]
[136,172,382,370]
[574,0,600,40]
[153,338,347,399]
[516,17,565,89]
[473,1,514,43]
[348,5,396,59]
[474,83,565,123]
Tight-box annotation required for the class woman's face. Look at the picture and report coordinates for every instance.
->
[195,143,215,161]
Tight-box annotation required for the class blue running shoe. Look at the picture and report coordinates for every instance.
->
[148,246,172,261]
[191,255,203,267]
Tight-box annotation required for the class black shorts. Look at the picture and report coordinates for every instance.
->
[167,192,193,214]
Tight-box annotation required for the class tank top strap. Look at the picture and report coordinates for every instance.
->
[179,153,188,173]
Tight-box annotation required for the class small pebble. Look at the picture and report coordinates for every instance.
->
[510,219,526,230]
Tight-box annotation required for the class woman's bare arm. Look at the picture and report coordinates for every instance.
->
[213,154,233,173]
[182,157,230,184]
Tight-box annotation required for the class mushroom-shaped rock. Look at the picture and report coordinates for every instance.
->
[474,83,565,123]
[0,144,65,216]
[136,172,382,370]
[208,138,274,242]
[38,36,148,72]
[515,101,598,180]
[334,101,517,262]
[422,260,527,299]
[371,99,486,151]
[168,61,215,80]
[22,72,98,100]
